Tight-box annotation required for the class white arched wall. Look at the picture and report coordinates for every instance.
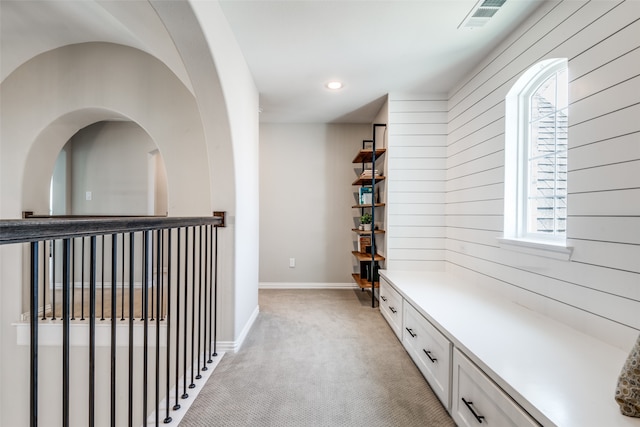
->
[190,1,260,346]
[0,42,221,427]
[1,6,260,422]
[152,1,260,348]
[1,42,211,218]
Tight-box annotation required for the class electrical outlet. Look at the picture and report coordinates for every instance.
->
[289,258,295,268]
[85,191,92,201]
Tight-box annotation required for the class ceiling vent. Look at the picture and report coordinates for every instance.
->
[458,0,507,29]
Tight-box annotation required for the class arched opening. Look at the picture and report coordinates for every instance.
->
[50,121,168,216]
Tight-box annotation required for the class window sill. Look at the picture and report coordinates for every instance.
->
[497,237,573,261]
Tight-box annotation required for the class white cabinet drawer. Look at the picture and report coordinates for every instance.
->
[402,301,452,409]
[452,349,540,427]
[379,278,403,340]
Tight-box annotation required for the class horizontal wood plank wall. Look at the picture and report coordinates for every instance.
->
[387,94,447,271]
[445,0,640,351]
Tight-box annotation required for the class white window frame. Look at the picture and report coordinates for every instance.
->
[500,58,573,260]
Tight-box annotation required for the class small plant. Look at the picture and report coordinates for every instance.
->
[360,213,372,224]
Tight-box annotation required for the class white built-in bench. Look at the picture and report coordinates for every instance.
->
[379,270,640,427]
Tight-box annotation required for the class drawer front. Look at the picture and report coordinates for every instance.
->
[403,301,452,409]
[452,349,540,427]
[379,278,403,340]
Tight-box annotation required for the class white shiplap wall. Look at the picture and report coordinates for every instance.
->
[386,94,448,271]
[444,0,640,351]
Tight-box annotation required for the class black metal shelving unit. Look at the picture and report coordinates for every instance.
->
[352,123,387,308]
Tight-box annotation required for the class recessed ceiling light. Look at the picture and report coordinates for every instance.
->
[326,81,343,90]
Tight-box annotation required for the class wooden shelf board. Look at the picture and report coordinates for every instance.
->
[351,251,385,262]
[352,273,380,289]
[352,203,385,209]
[352,176,386,186]
[352,149,386,164]
[351,229,385,235]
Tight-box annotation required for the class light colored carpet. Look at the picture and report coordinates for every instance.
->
[179,289,455,427]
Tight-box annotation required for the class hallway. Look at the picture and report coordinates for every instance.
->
[179,289,454,426]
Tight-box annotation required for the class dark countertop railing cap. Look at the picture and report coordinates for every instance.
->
[0,215,224,245]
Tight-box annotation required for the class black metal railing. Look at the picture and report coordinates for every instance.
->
[0,213,226,427]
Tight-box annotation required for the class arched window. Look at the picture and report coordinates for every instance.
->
[503,59,572,258]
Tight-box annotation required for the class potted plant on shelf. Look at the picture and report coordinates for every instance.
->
[360,213,372,231]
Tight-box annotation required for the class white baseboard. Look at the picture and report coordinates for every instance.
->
[259,282,356,289]
[235,304,260,352]
[211,303,260,353]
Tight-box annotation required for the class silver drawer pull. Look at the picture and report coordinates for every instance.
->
[381,295,387,302]
[389,306,397,314]
[462,397,485,424]
[405,327,417,338]
[423,349,437,363]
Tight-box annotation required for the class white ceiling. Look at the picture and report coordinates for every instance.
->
[218,0,543,123]
[1,0,543,124]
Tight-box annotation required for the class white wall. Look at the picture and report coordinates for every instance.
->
[444,0,640,351]
[259,123,369,286]
[65,121,160,216]
[386,94,448,271]
[1,2,259,423]
[1,42,211,218]
[188,0,261,347]
[0,42,213,427]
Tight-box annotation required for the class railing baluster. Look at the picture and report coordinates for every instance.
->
[155,229,161,426]
[52,240,56,320]
[196,225,203,380]
[101,236,105,321]
[62,238,70,427]
[164,229,173,423]
[30,241,39,427]
[213,225,219,357]
[41,242,46,321]
[207,226,213,363]
[128,232,135,427]
[160,230,165,321]
[81,237,85,321]
[204,225,211,367]
[111,233,118,427]
[174,228,182,410]
[71,238,76,320]
[89,235,97,427]
[143,231,150,425]
[189,226,196,390]
[150,231,155,322]
[182,228,189,399]
[121,232,125,321]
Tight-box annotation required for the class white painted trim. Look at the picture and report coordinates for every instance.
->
[497,237,573,261]
[230,304,260,353]
[214,340,239,353]
[259,282,357,289]
[14,322,168,347]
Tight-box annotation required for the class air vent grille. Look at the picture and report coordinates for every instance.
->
[459,0,507,29]
[472,8,499,18]
[481,0,506,7]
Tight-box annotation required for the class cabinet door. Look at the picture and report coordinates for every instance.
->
[403,301,452,409]
[379,278,402,340]
[452,349,540,427]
